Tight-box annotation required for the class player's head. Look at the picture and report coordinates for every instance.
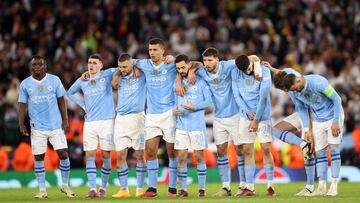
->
[88,54,103,75]
[175,54,191,77]
[29,55,47,77]
[148,38,165,63]
[235,54,253,75]
[202,47,219,73]
[272,71,288,91]
[283,74,305,92]
[118,53,133,76]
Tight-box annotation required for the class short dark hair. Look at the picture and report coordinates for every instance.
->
[149,38,165,48]
[235,54,250,72]
[175,54,190,64]
[202,47,219,58]
[283,74,297,90]
[29,55,46,66]
[118,53,132,62]
[272,71,288,90]
[89,54,103,62]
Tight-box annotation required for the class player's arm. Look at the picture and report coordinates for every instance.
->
[231,69,251,114]
[56,78,69,132]
[261,61,281,74]
[318,77,343,136]
[18,83,29,136]
[194,84,213,111]
[66,79,86,111]
[248,55,262,80]
[173,86,183,116]
[254,69,271,121]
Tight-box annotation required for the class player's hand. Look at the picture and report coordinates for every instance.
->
[62,120,69,132]
[176,75,185,97]
[187,69,197,85]
[305,130,313,143]
[134,67,142,78]
[331,122,341,137]
[248,120,259,132]
[163,55,174,64]
[181,100,195,110]
[173,106,184,116]
[262,61,272,69]
[248,112,255,120]
[19,124,29,136]
[111,77,120,90]
[80,71,90,80]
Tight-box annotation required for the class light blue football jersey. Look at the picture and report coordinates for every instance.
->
[116,73,146,115]
[135,59,176,114]
[196,60,239,118]
[18,74,66,131]
[175,77,212,132]
[231,65,272,121]
[67,68,116,122]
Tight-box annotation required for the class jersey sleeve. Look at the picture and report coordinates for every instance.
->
[194,82,213,111]
[18,82,28,103]
[102,67,118,78]
[135,59,147,71]
[66,79,85,109]
[255,68,271,121]
[231,68,250,113]
[55,77,66,97]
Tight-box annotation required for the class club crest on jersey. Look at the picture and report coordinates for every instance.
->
[213,78,219,84]
[162,69,167,74]
[153,69,158,75]
[304,93,310,100]
[221,74,226,79]
[38,85,44,92]
[47,85,53,91]
[184,85,189,92]
[100,78,106,83]
[192,85,198,90]
[91,79,96,86]
[126,79,130,85]
[246,79,251,85]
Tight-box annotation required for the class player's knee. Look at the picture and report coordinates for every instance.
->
[56,149,68,160]
[217,144,227,156]
[34,154,45,161]
[261,145,271,156]
[101,151,111,159]
[242,145,253,156]
[135,151,145,163]
[235,145,244,156]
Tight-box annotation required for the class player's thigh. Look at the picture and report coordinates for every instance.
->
[30,129,49,155]
[48,129,68,150]
[257,120,273,143]
[213,116,233,145]
[159,109,176,144]
[313,121,329,151]
[189,131,206,151]
[97,119,115,151]
[328,114,344,146]
[83,121,99,151]
[175,129,190,150]
[238,117,257,144]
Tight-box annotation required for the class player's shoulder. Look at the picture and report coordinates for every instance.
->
[305,74,327,82]
[47,73,61,81]
[20,76,32,86]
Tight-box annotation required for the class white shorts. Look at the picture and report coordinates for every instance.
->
[30,129,68,155]
[114,112,145,151]
[237,117,273,144]
[175,130,206,150]
[83,119,114,151]
[280,112,304,138]
[145,109,176,143]
[313,115,344,152]
[213,114,240,145]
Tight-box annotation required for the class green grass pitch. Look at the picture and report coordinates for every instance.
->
[1,182,359,203]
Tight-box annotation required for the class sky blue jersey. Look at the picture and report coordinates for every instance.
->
[116,72,146,115]
[67,68,116,122]
[18,74,66,131]
[288,75,343,128]
[231,65,272,121]
[197,60,239,118]
[175,77,212,132]
[135,59,176,114]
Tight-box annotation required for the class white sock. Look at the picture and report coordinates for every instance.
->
[222,182,230,189]
[306,184,314,191]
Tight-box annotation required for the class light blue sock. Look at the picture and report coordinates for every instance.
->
[304,154,315,186]
[245,163,256,184]
[136,162,147,189]
[217,155,230,184]
[264,163,274,181]
[34,160,46,190]
[59,158,70,185]
[237,155,245,183]
[330,146,341,179]
[169,158,178,189]
[101,157,111,188]
[197,162,207,189]
[178,165,187,190]
[272,130,303,146]
[86,157,97,189]
[147,159,158,189]
[117,165,128,188]
[316,150,328,181]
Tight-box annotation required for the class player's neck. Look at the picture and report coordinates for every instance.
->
[209,64,219,74]
[32,73,46,81]
[90,72,101,78]
[152,59,163,66]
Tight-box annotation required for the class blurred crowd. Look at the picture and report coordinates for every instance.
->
[0,0,360,171]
